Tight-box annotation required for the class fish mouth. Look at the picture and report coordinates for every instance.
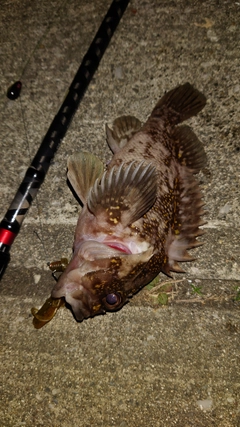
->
[104,242,131,254]
[102,238,149,255]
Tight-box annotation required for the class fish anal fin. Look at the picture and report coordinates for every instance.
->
[88,161,157,228]
[173,125,207,173]
[106,115,142,153]
[166,173,206,272]
[67,152,104,204]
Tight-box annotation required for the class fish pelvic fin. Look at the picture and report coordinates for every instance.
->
[106,115,142,154]
[166,171,206,272]
[150,82,206,125]
[67,152,104,204]
[87,161,157,228]
[173,125,207,173]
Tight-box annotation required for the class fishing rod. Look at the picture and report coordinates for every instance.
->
[0,0,130,279]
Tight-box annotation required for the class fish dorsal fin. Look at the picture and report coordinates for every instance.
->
[106,115,142,153]
[88,161,157,227]
[67,152,104,204]
[173,125,207,173]
[166,171,206,274]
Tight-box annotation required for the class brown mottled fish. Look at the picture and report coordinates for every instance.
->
[52,82,207,321]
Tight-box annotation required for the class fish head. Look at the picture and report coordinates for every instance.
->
[53,154,158,321]
[51,240,154,321]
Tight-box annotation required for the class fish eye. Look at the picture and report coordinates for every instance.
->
[104,292,122,309]
[106,293,119,305]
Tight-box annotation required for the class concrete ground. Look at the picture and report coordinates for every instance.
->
[0,0,239,426]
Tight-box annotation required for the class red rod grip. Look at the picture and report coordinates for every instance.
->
[0,228,17,246]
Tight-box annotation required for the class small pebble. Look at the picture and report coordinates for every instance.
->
[34,274,41,284]
[219,203,231,216]
[196,399,213,411]
[114,65,124,79]
[207,29,219,42]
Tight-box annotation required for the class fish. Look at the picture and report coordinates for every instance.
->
[51,82,207,321]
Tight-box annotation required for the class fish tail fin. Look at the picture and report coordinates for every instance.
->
[150,82,206,124]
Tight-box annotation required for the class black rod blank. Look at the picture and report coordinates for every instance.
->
[0,0,130,279]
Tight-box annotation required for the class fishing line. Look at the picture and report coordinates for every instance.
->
[5,0,70,266]
[0,0,130,279]
[19,95,50,265]
[7,0,69,100]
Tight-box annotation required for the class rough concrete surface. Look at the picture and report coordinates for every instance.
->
[0,0,239,426]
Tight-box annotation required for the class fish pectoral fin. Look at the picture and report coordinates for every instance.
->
[67,152,104,204]
[166,173,206,273]
[173,125,207,173]
[106,115,142,153]
[87,161,157,227]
